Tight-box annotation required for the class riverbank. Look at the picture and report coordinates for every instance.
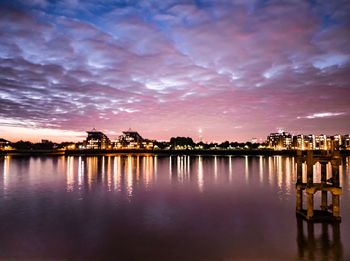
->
[65,149,296,156]
[0,149,65,156]
[1,149,350,157]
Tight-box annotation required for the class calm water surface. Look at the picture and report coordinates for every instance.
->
[0,155,349,260]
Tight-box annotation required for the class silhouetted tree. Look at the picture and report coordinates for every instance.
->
[154,141,170,149]
[33,141,55,150]
[219,141,230,149]
[170,137,194,148]
[197,141,209,149]
[12,141,33,150]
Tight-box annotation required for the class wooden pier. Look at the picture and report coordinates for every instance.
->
[296,216,343,260]
[295,150,342,222]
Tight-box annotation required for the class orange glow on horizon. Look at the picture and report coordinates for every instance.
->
[0,125,86,143]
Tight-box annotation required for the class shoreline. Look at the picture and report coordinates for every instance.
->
[1,149,350,157]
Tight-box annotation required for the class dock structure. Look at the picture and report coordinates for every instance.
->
[295,150,342,222]
[296,216,343,260]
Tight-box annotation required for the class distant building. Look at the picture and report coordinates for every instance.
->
[267,131,350,151]
[302,135,314,150]
[293,135,312,150]
[314,134,328,150]
[342,135,350,149]
[123,129,143,143]
[114,129,153,149]
[291,134,350,150]
[332,134,342,150]
[267,132,292,150]
[84,128,110,149]
[0,138,10,150]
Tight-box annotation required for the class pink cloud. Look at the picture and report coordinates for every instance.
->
[0,1,349,142]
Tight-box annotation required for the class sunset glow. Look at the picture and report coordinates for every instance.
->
[1,0,349,142]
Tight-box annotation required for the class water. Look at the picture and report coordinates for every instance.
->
[0,155,349,260]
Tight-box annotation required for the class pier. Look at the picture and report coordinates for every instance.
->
[296,216,343,260]
[295,150,342,222]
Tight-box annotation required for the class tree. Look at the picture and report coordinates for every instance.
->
[170,137,195,148]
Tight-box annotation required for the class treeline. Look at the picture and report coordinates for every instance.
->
[8,141,74,150]
[5,137,263,151]
[155,137,262,150]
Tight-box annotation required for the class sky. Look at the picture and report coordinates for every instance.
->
[0,0,350,142]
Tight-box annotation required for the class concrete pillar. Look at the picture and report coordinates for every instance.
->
[296,217,305,259]
[333,222,343,261]
[307,221,315,260]
[320,162,328,210]
[306,151,313,187]
[333,222,340,243]
[307,163,313,187]
[296,187,303,211]
[321,223,330,258]
[296,159,303,184]
[332,194,340,217]
[331,161,340,187]
[321,223,329,241]
[307,192,314,219]
[321,191,328,210]
[321,163,327,182]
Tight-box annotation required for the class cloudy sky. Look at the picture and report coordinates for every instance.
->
[0,0,349,142]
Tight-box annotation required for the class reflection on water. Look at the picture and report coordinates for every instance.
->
[259,156,263,184]
[297,216,343,261]
[0,155,349,260]
[244,155,249,183]
[66,156,74,192]
[64,156,164,196]
[1,154,349,204]
[198,156,203,191]
[78,156,84,187]
[2,156,9,197]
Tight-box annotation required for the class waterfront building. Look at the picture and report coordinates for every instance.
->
[343,135,350,149]
[84,128,110,149]
[293,135,305,150]
[291,134,350,150]
[0,138,10,150]
[332,134,342,150]
[141,140,154,150]
[314,134,327,150]
[267,131,292,150]
[115,129,153,149]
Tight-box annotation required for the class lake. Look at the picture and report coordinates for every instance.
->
[0,155,349,260]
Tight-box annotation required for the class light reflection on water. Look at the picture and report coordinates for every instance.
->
[2,156,9,197]
[2,155,349,203]
[0,155,349,260]
[198,156,203,192]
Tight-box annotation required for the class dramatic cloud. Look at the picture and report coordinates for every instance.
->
[0,0,349,142]
[297,112,345,119]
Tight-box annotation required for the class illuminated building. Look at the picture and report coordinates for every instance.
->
[293,134,327,150]
[293,135,307,150]
[314,134,328,150]
[343,135,350,149]
[141,140,154,149]
[291,134,350,150]
[332,134,342,150]
[267,131,292,150]
[115,129,153,149]
[0,138,10,150]
[84,128,110,149]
